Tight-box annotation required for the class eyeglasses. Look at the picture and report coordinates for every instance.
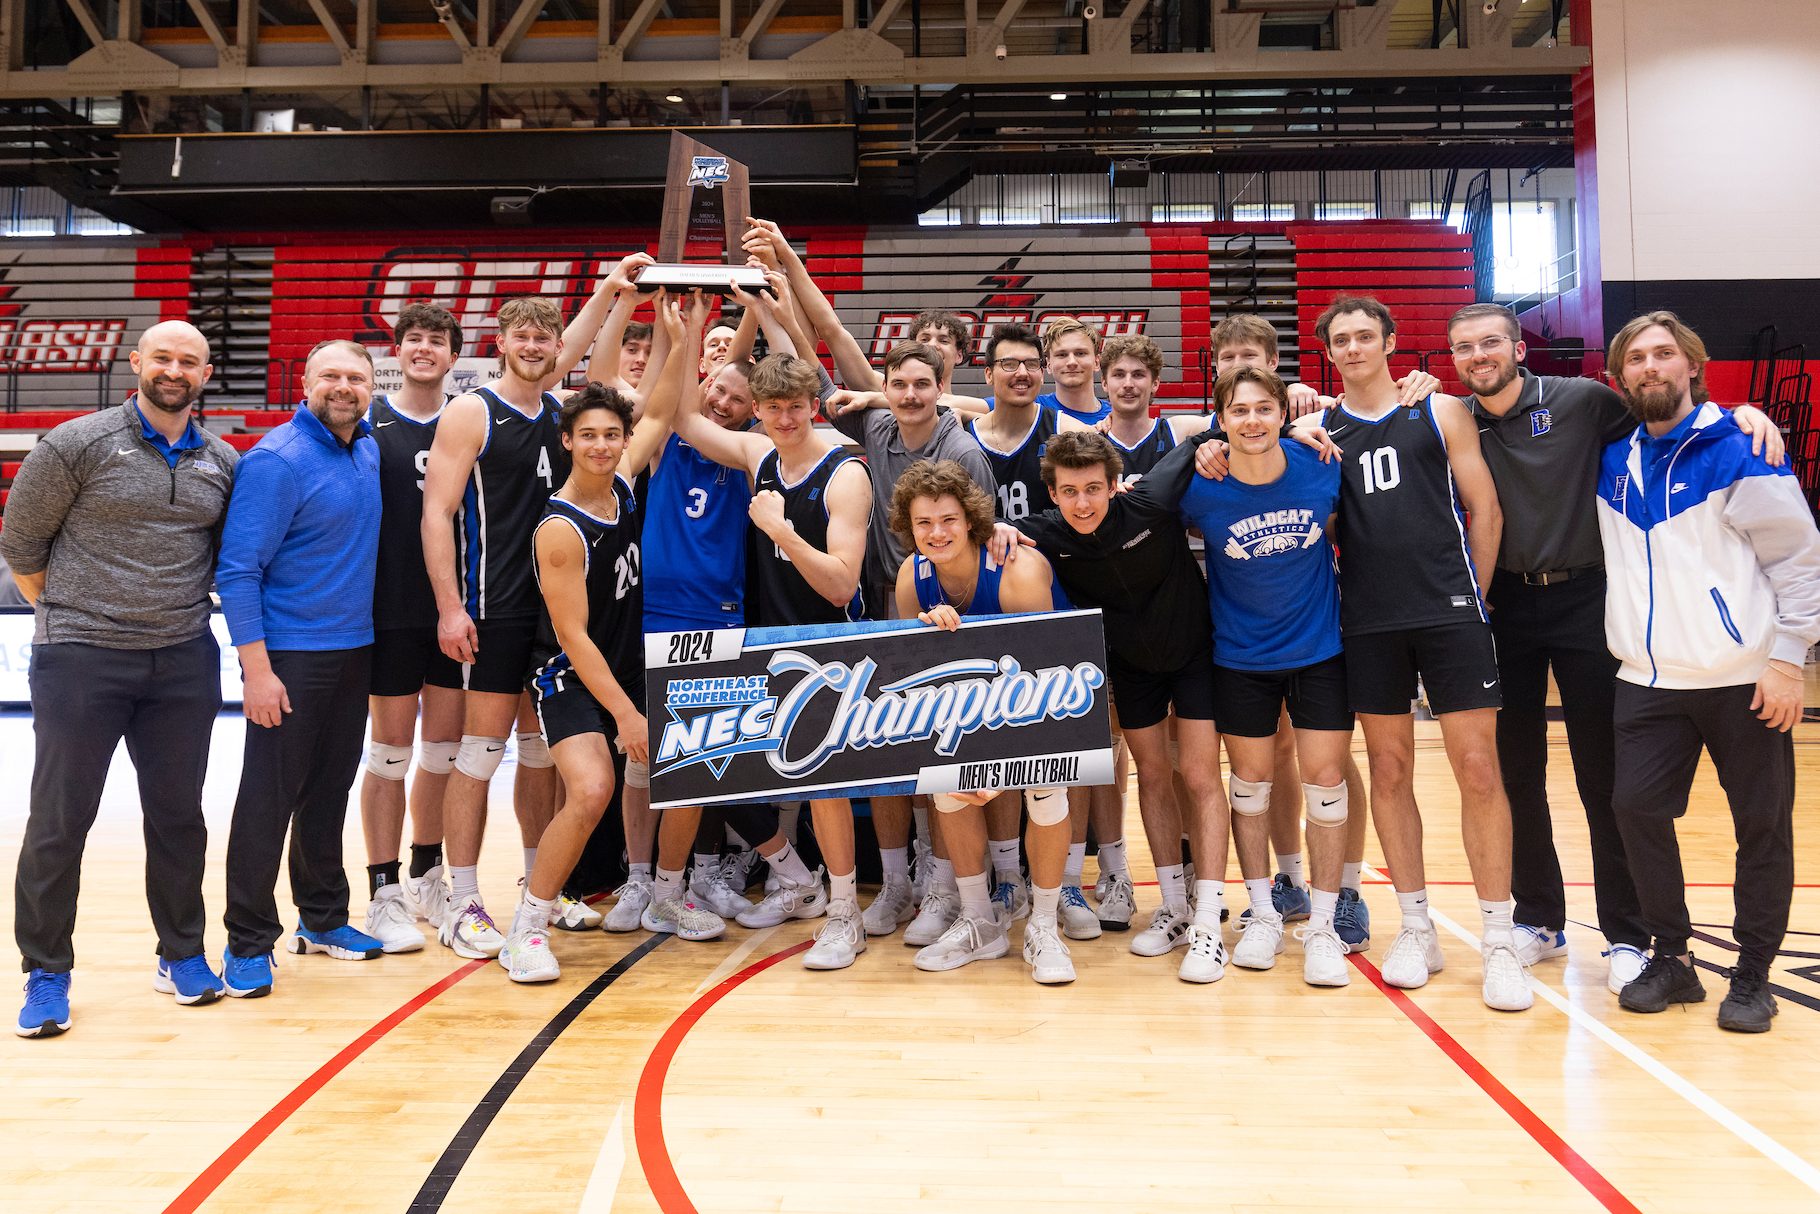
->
[992,357,1041,373]
[1449,337,1512,358]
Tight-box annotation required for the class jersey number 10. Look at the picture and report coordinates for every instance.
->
[1357,448,1401,494]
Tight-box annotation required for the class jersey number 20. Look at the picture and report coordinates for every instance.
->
[615,544,642,600]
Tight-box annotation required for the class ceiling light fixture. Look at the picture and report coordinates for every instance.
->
[665,93,684,103]
[1050,92,1067,101]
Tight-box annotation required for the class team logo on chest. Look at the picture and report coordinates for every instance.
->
[1222,508,1324,561]
[1530,408,1552,438]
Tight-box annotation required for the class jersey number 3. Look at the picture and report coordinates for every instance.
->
[1357,447,1401,494]
[685,487,709,518]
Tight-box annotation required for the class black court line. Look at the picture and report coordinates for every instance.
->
[408,933,669,1211]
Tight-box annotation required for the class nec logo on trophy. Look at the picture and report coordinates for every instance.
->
[637,133,769,296]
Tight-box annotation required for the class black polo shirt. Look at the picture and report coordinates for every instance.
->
[1466,368,1634,575]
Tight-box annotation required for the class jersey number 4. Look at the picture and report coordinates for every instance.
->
[536,447,555,490]
[1357,448,1401,494]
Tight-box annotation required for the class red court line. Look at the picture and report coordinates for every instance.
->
[634,941,813,1214]
[162,958,490,1214]
[1350,952,1642,1214]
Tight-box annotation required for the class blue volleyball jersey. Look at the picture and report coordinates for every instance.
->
[642,430,751,630]
[1036,391,1110,426]
[912,549,1005,614]
[1178,439,1343,671]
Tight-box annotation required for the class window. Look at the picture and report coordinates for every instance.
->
[979,206,1042,226]
[1314,202,1375,220]
[1232,203,1295,221]
[1152,203,1221,222]
[917,205,961,227]
[74,213,137,237]
[1410,200,1563,297]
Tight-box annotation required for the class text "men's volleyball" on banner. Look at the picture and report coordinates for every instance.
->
[643,612,1115,809]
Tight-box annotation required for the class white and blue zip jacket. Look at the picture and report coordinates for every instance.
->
[1597,402,1820,690]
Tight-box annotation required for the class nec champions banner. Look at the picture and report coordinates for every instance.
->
[645,613,1115,810]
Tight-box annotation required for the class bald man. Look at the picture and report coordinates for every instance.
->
[4,321,242,1036]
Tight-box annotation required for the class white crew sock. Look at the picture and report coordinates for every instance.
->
[880,846,910,883]
[1245,878,1275,917]
[1341,861,1363,892]
[989,838,1021,880]
[1156,864,1187,911]
[829,870,858,908]
[450,865,480,903]
[957,872,993,922]
[1278,852,1306,890]
[1097,838,1129,878]
[1030,883,1061,925]
[1397,888,1433,930]
[654,866,685,902]
[1480,897,1516,945]
[1064,842,1087,886]
[767,841,812,887]
[1192,879,1223,929]
[513,889,554,936]
[1308,887,1339,933]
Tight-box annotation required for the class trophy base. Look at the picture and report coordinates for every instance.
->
[634,264,773,295]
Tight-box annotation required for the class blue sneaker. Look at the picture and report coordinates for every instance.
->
[1271,873,1311,922]
[1334,886,1371,953]
[289,923,383,961]
[154,954,226,1006]
[222,949,275,998]
[17,969,72,1038]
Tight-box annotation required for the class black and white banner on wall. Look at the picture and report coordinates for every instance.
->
[644,612,1115,810]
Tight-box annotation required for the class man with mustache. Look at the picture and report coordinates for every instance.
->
[216,339,387,997]
[6,321,239,1036]
[1449,303,1785,995]
[1597,311,1819,1034]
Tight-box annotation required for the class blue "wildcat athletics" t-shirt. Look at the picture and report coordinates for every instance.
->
[1178,439,1342,671]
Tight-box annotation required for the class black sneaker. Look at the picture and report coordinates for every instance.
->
[1618,951,1706,1012]
[1717,968,1778,1033]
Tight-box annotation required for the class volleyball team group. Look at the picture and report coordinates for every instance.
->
[6,217,1815,1041]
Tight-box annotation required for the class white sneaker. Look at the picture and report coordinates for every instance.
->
[1058,885,1102,940]
[440,898,505,959]
[736,869,828,929]
[1297,924,1351,987]
[1512,923,1568,964]
[1131,904,1192,957]
[1023,918,1075,984]
[1232,909,1285,971]
[1178,922,1228,983]
[404,865,451,930]
[550,892,603,931]
[603,877,654,933]
[1380,923,1445,989]
[991,874,1029,922]
[861,877,916,936]
[1097,873,1136,931]
[1482,939,1534,1011]
[903,888,961,947]
[642,897,727,942]
[689,865,755,920]
[721,850,760,895]
[914,913,1009,972]
[364,886,426,954]
[498,927,560,983]
[909,840,934,904]
[1604,943,1647,995]
[1092,870,1112,903]
[804,900,866,971]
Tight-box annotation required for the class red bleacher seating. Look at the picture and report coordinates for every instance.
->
[1,461,20,481]
[221,432,262,451]
[0,411,88,430]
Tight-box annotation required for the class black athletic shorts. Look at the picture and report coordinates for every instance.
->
[463,618,540,696]
[370,627,464,698]
[1344,621,1502,716]
[531,667,647,748]
[1106,647,1217,732]
[1214,653,1353,737]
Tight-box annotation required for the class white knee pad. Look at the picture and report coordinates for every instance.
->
[625,758,650,789]
[365,742,413,781]
[418,739,459,775]
[1023,786,1068,827]
[1303,781,1348,828]
[1229,775,1272,817]
[454,734,508,781]
[933,792,972,815]
[514,731,553,769]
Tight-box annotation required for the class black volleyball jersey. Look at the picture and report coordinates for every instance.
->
[370,394,443,630]
[530,477,644,705]
[1109,417,1178,488]
[459,387,570,621]
[969,406,1059,522]
[1324,396,1487,636]
[750,446,867,627]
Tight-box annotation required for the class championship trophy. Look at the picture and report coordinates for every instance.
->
[635,131,771,295]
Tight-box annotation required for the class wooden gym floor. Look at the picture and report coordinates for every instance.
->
[2,708,1818,1214]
